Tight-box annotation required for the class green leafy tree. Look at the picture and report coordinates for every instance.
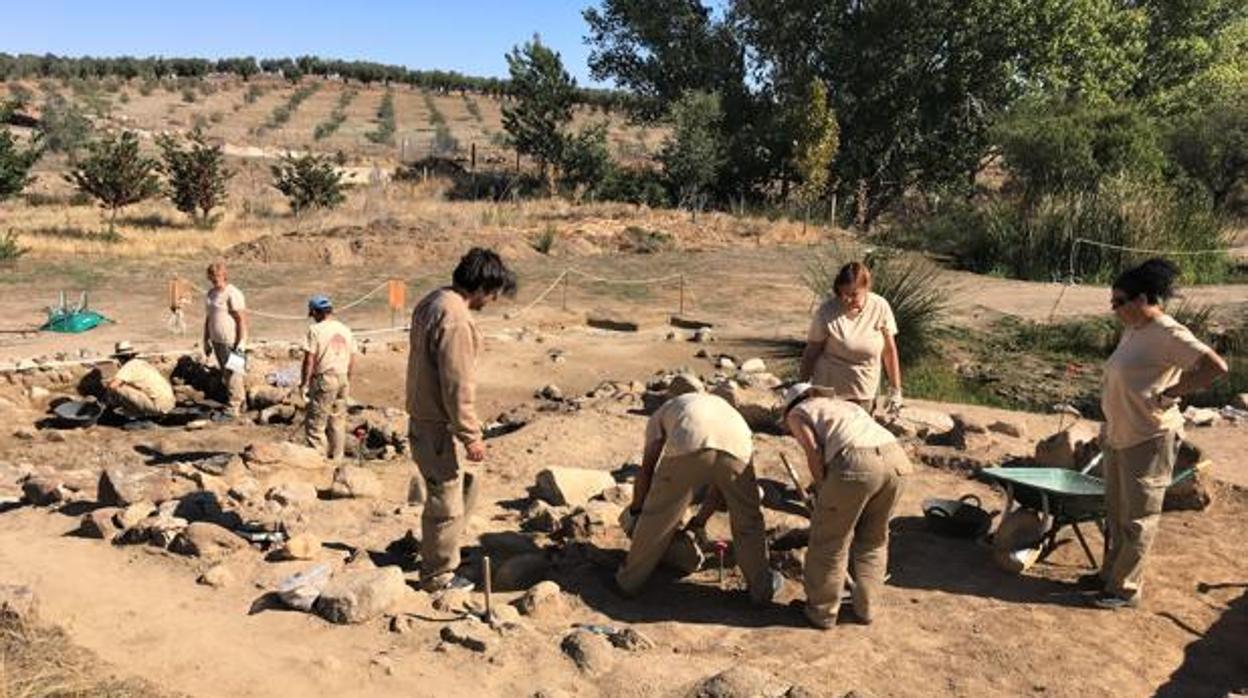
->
[157,127,234,228]
[502,36,576,191]
[791,79,840,230]
[558,122,612,197]
[270,152,345,214]
[0,99,42,201]
[1167,95,1248,213]
[658,91,725,220]
[38,95,92,156]
[64,130,160,235]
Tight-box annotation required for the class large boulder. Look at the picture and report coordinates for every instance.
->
[267,481,319,507]
[97,468,145,507]
[170,522,246,559]
[493,552,553,591]
[667,373,705,397]
[516,580,567,618]
[1034,424,1099,470]
[890,406,956,441]
[79,507,122,540]
[313,566,407,624]
[328,466,382,499]
[711,383,780,430]
[246,385,291,411]
[561,629,616,674]
[242,442,325,471]
[21,476,64,506]
[534,467,616,508]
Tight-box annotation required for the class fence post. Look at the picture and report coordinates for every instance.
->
[561,273,569,311]
[679,274,685,315]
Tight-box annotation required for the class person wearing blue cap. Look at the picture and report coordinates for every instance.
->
[300,294,356,459]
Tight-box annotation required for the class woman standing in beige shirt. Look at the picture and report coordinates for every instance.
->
[800,262,903,412]
[1085,258,1227,610]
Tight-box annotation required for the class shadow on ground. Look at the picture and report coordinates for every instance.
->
[1156,584,1248,697]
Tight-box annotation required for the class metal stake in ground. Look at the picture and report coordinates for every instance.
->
[482,555,493,620]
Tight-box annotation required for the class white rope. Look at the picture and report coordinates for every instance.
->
[566,268,684,285]
[1072,237,1246,258]
[510,271,569,317]
[208,280,395,322]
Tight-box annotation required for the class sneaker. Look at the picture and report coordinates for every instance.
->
[425,573,475,595]
[1090,592,1139,610]
[1074,573,1105,591]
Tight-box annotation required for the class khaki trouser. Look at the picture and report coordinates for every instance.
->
[805,442,910,628]
[305,373,349,459]
[409,420,478,589]
[616,449,772,602]
[1101,431,1177,599]
[211,342,245,413]
[110,385,161,418]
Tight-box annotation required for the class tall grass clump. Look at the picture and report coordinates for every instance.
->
[0,230,27,262]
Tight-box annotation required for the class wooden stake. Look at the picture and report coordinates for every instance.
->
[561,273,569,311]
[679,275,686,315]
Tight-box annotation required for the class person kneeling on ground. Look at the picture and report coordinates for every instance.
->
[782,382,912,629]
[105,341,175,419]
[300,295,356,460]
[616,388,781,604]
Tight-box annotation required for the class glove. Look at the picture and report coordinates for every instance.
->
[234,339,247,353]
[1152,389,1180,410]
[885,386,904,415]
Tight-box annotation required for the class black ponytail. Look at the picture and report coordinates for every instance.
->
[1112,257,1180,305]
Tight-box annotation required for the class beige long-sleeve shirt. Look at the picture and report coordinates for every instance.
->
[406,288,482,445]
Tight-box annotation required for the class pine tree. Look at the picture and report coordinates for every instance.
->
[792,79,840,231]
[502,36,576,192]
[64,130,159,235]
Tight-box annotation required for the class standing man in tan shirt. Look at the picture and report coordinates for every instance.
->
[203,261,248,417]
[406,248,516,593]
[301,295,356,460]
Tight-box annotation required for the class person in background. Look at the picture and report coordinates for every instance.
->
[105,341,175,418]
[300,295,355,460]
[782,382,912,629]
[406,248,516,593]
[203,260,248,417]
[1084,258,1227,610]
[800,262,902,413]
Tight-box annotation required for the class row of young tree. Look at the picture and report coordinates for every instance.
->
[0,52,633,112]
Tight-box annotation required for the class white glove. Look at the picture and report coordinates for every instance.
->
[1152,389,1179,410]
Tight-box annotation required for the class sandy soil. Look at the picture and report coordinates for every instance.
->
[1,306,1247,697]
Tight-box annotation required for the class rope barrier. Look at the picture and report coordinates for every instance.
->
[187,279,399,322]
[508,267,687,317]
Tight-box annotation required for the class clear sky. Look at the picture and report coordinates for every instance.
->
[0,1,607,84]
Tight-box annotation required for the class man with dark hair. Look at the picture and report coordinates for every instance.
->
[300,295,356,459]
[406,247,517,593]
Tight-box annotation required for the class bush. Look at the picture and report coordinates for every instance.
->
[620,225,672,254]
[559,123,611,195]
[243,84,263,104]
[0,106,41,200]
[432,124,459,156]
[896,181,1232,284]
[0,230,26,262]
[804,246,949,367]
[366,90,396,145]
[532,225,556,254]
[270,151,345,214]
[596,166,670,207]
[38,95,92,156]
[1167,96,1248,215]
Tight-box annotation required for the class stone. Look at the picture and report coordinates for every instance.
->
[267,482,319,507]
[494,552,553,592]
[27,386,50,400]
[517,581,566,618]
[247,385,290,411]
[711,383,781,431]
[667,373,705,397]
[559,509,597,542]
[1235,393,1248,411]
[198,564,234,588]
[988,420,1028,439]
[283,533,322,561]
[587,314,641,332]
[600,484,634,507]
[488,604,523,628]
[1034,425,1099,470]
[185,420,209,431]
[258,405,297,425]
[21,476,63,506]
[538,384,563,401]
[13,427,36,440]
[717,357,737,371]
[739,358,766,373]
[1165,469,1215,511]
[277,563,333,611]
[228,476,260,503]
[79,507,122,540]
[1183,406,1219,427]
[117,501,156,530]
[329,466,382,499]
[609,627,655,652]
[432,588,473,614]
[44,431,67,443]
[561,629,616,674]
[534,467,616,508]
[951,413,989,434]
[692,328,714,343]
[242,442,325,471]
[314,566,408,624]
[891,406,956,440]
[689,666,789,698]
[522,500,565,533]
[440,619,495,652]
[97,468,144,507]
[170,522,246,559]
[737,372,782,390]
[0,585,37,623]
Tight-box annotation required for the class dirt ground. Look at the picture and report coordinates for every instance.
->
[1,296,1247,696]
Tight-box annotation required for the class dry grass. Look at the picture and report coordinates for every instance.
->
[0,616,168,698]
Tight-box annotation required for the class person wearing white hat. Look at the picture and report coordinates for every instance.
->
[781,381,912,628]
[105,341,175,418]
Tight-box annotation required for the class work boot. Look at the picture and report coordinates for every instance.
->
[424,573,475,595]
[1091,591,1139,610]
[1074,572,1105,591]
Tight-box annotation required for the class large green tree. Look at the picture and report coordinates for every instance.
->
[0,99,42,201]
[658,90,726,219]
[501,36,577,190]
[65,130,160,235]
[157,128,234,227]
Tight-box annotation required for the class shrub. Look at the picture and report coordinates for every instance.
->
[366,90,396,145]
[243,84,263,104]
[620,225,672,254]
[596,166,669,207]
[0,230,26,262]
[0,103,41,200]
[532,225,557,254]
[270,151,345,214]
[157,127,234,228]
[559,123,611,195]
[432,124,459,156]
[804,246,949,367]
[1167,96,1248,215]
[38,96,92,156]
[64,130,160,235]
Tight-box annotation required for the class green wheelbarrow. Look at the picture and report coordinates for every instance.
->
[980,454,1204,569]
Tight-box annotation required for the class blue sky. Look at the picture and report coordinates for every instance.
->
[0,1,607,84]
